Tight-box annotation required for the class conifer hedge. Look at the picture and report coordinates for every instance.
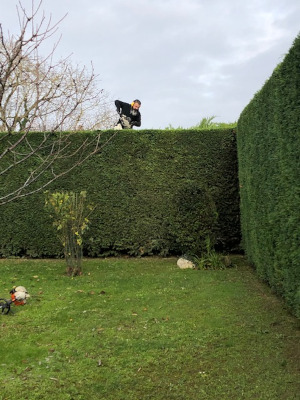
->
[237,33,300,317]
[0,129,240,258]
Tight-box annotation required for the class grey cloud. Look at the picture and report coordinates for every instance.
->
[1,0,299,128]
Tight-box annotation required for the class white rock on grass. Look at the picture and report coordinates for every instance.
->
[177,257,195,269]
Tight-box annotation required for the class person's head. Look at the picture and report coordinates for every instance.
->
[132,99,141,110]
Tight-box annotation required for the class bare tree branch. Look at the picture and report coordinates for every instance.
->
[0,0,117,205]
[0,129,117,205]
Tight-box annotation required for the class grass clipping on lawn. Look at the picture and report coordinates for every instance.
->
[0,256,299,400]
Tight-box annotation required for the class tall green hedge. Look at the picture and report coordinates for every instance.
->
[237,33,300,317]
[0,129,240,258]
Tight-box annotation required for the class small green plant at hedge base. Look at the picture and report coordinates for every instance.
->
[44,190,95,276]
[189,237,230,270]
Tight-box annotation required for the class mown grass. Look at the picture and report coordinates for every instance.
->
[0,256,299,399]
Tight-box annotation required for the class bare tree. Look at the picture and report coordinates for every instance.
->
[0,1,117,205]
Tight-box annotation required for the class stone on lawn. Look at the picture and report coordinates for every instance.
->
[177,257,195,269]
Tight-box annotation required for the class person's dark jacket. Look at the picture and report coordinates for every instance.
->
[115,100,141,128]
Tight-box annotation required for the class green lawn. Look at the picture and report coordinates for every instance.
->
[0,256,299,399]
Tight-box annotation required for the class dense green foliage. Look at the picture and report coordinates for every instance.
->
[237,34,300,317]
[0,129,240,257]
[0,257,299,400]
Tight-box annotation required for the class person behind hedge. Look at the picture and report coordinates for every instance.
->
[114,99,141,130]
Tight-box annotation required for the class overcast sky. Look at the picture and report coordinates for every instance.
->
[1,0,299,129]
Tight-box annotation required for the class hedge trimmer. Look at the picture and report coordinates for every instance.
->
[0,286,30,315]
